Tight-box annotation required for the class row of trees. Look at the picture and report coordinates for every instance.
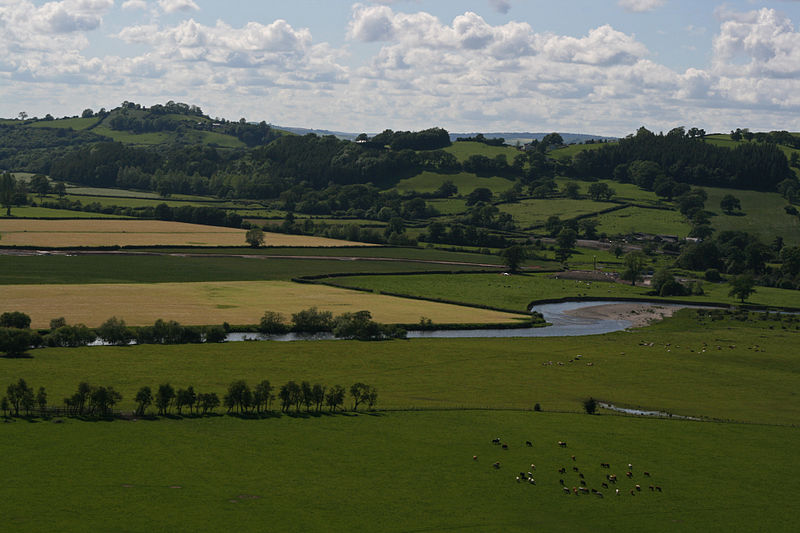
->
[261,308,407,341]
[2,378,378,418]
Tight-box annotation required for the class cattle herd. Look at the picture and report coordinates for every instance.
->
[477,438,664,498]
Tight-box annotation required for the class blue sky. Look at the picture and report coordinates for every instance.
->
[3,0,800,135]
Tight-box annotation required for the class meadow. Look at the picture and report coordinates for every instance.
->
[593,206,692,237]
[394,170,515,195]
[703,186,800,246]
[3,410,796,532]
[1,206,127,219]
[443,140,521,162]
[0,219,371,248]
[1,280,524,329]
[499,199,618,229]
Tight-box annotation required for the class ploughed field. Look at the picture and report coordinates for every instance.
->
[0,219,375,248]
[1,280,525,329]
[2,311,799,532]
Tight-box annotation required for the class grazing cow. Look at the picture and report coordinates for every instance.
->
[578,487,589,494]
[573,466,579,472]
[493,462,501,469]
[563,487,571,494]
[628,463,633,469]
[615,489,620,496]
[571,455,576,461]
[656,486,662,492]
[558,467,566,474]
[516,476,521,483]
[472,455,478,461]
[649,485,655,491]
[635,484,641,492]
[595,492,604,498]
[519,472,527,479]
[559,479,565,486]
[644,471,651,477]
[558,441,567,448]
[630,490,636,496]
[601,463,610,468]
[609,475,617,483]
[501,443,508,450]
[626,471,633,478]
[602,482,609,489]
[526,441,533,447]
[530,464,536,471]
[529,478,536,485]
[492,438,501,444]
[579,473,584,479]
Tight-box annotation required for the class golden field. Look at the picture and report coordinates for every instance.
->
[0,219,374,247]
[0,280,523,328]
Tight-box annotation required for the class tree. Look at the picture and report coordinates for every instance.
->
[466,187,492,206]
[0,311,31,329]
[224,380,252,414]
[134,386,153,416]
[245,227,265,248]
[311,383,326,412]
[36,386,47,413]
[555,228,578,264]
[434,180,458,198]
[29,175,50,201]
[0,327,41,356]
[96,317,133,346]
[198,392,220,414]
[301,381,314,412]
[350,382,376,412]
[578,218,599,240]
[583,397,598,415]
[564,181,580,199]
[53,182,67,198]
[81,108,94,118]
[291,307,333,332]
[728,275,756,303]
[587,182,614,201]
[89,386,121,417]
[332,310,384,340]
[501,245,527,273]
[1,172,18,216]
[155,383,175,415]
[6,378,33,416]
[720,194,742,215]
[325,384,345,412]
[253,380,273,412]
[175,386,196,415]
[621,251,647,286]
[1,396,9,416]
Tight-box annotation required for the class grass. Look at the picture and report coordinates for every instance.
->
[0,207,128,219]
[394,171,515,195]
[443,141,521,163]
[549,142,611,161]
[703,186,800,246]
[0,280,524,328]
[0,219,371,247]
[499,198,617,228]
[28,117,100,130]
[3,410,796,532]
[554,178,664,205]
[594,206,692,237]
[2,311,799,422]
[327,271,800,310]
[0,253,495,285]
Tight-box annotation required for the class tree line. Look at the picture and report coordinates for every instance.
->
[2,378,377,418]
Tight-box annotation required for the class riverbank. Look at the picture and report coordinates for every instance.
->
[563,302,689,329]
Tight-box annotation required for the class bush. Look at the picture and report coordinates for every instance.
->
[705,268,723,282]
[260,311,289,334]
[0,327,42,356]
[0,311,32,329]
[583,397,598,415]
[291,307,334,333]
[533,403,542,412]
[43,324,96,347]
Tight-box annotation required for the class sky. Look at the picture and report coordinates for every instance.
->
[3,1,800,136]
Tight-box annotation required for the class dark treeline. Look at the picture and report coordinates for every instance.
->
[571,127,793,191]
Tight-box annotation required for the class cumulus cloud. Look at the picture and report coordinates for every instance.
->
[158,0,199,13]
[618,0,666,13]
[489,0,511,14]
[122,0,148,10]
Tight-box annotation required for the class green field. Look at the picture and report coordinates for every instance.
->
[442,141,521,162]
[594,206,692,237]
[28,117,100,130]
[0,206,128,219]
[554,178,664,205]
[703,186,800,246]
[4,410,796,532]
[549,142,611,161]
[499,198,617,228]
[394,171,515,195]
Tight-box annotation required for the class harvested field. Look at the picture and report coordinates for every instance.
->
[0,219,374,248]
[1,280,524,328]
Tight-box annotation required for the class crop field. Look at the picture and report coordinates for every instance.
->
[442,141,521,162]
[594,206,692,237]
[394,170,515,195]
[0,280,524,328]
[703,186,800,246]
[3,410,796,532]
[0,219,371,247]
[499,199,617,228]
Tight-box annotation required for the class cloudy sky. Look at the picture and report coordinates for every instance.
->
[3,0,800,135]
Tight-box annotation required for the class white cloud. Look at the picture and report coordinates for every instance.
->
[158,0,199,14]
[489,0,511,14]
[122,0,148,10]
[618,0,666,13]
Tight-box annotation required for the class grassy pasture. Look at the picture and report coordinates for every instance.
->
[499,198,617,228]
[3,311,799,422]
[394,171,515,195]
[594,206,692,237]
[327,271,800,310]
[1,206,128,219]
[0,219,370,247]
[0,280,524,329]
[703,186,800,246]
[554,178,663,205]
[2,411,796,532]
[28,117,100,130]
[549,142,610,160]
[442,141,521,162]
[0,253,496,285]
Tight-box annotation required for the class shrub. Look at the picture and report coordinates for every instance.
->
[705,268,723,282]
[583,397,598,415]
[0,311,32,329]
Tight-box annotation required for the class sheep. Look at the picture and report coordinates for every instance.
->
[530,464,536,471]
[615,489,620,496]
